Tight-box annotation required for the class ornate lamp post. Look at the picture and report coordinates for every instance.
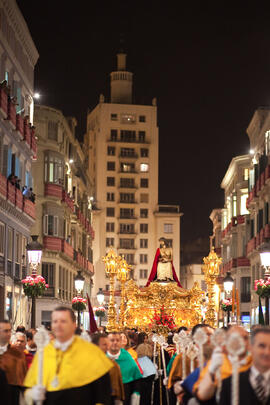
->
[74,270,85,327]
[117,256,130,329]
[259,241,270,325]
[102,248,120,331]
[26,235,43,328]
[203,248,222,327]
[223,271,234,325]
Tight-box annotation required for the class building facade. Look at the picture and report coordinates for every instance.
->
[214,155,251,319]
[246,107,270,323]
[85,53,181,298]
[0,0,38,325]
[31,105,94,327]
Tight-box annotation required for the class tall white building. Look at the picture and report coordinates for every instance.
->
[85,52,181,298]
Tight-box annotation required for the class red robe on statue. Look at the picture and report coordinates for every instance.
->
[146,248,182,287]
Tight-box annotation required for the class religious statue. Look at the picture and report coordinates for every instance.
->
[146,238,182,287]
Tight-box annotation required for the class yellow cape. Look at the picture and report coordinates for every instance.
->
[24,336,113,391]
[168,353,191,389]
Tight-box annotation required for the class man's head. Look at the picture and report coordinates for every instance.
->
[0,320,11,346]
[107,332,121,355]
[91,333,109,353]
[26,331,37,349]
[159,237,167,248]
[13,332,26,352]
[250,327,270,373]
[51,307,76,342]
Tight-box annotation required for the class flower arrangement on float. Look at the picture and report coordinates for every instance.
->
[94,306,106,318]
[21,275,49,297]
[72,296,87,311]
[221,298,232,312]
[254,277,270,298]
[149,305,176,334]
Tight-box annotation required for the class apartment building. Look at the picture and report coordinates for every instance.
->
[32,105,94,327]
[85,52,181,297]
[246,107,270,323]
[217,155,251,319]
[0,0,38,325]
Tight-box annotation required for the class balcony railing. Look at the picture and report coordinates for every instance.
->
[62,189,74,213]
[119,153,138,158]
[44,183,63,199]
[0,88,8,117]
[43,287,55,297]
[62,240,74,259]
[156,204,180,214]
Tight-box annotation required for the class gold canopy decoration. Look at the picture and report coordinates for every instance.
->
[123,280,204,331]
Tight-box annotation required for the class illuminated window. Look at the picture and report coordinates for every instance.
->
[243,168,249,181]
[140,163,149,172]
[121,114,136,124]
[232,195,237,217]
[111,114,117,121]
[240,193,249,215]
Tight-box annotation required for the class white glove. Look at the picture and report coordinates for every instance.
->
[173,380,183,395]
[30,385,46,401]
[209,347,223,375]
[163,377,168,386]
[130,392,140,405]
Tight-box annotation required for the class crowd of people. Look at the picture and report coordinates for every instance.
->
[0,308,270,405]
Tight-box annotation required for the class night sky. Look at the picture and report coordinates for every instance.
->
[18,1,270,243]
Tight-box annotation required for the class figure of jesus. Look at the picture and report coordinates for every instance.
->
[157,238,173,281]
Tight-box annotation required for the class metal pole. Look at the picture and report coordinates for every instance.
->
[31,295,36,329]
[77,309,80,328]
[265,297,269,325]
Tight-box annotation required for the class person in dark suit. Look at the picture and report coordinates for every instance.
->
[220,326,270,405]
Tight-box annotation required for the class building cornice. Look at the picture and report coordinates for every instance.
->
[1,0,39,66]
[221,154,251,190]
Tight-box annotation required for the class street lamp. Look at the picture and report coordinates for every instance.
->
[223,271,234,326]
[259,241,270,325]
[26,235,43,328]
[74,270,85,327]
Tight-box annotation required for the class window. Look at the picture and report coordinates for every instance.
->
[107,162,115,171]
[232,195,237,217]
[106,237,114,247]
[140,239,148,248]
[140,254,148,264]
[107,146,115,156]
[120,148,136,157]
[120,193,135,203]
[111,114,117,121]
[48,121,58,141]
[106,222,115,232]
[120,178,135,188]
[166,239,173,247]
[240,191,249,215]
[43,215,59,236]
[111,129,117,141]
[140,163,149,172]
[140,148,148,157]
[243,168,249,181]
[124,254,135,264]
[42,263,55,291]
[120,223,135,233]
[120,130,136,142]
[140,223,148,233]
[0,223,4,255]
[15,233,20,263]
[140,178,148,188]
[120,239,135,249]
[44,154,64,184]
[139,116,146,123]
[7,228,13,261]
[106,208,115,217]
[140,209,148,218]
[107,177,115,186]
[140,194,149,203]
[121,163,135,172]
[164,223,173,233]
[138,131,145,142]
[129,269,135,279]
[120,208,134,218]
[140,269,148,279]
[107,192,115,201]
[241,277,251,302]
[121,114,136,124]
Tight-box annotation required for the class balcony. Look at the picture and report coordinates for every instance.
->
[119,215,137,219]
[43,287,55,297]
[16,114,24,139]
[118,246,136,250]
[118,231,136,234]
[62,189,74,213]
[43,236,62,250]
[119,199,137,204]
[7,98,16,129]
[155,204,180,214]
[118,184,137,189]
[119,153,138,159]
[0,88,8,117]
[44,183,63,199]
[62,240,74,259]
[0,174,35,219]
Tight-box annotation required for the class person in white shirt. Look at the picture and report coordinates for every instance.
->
[220,326,270,405]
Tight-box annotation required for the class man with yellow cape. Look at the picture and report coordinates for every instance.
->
[24,306,113,405]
